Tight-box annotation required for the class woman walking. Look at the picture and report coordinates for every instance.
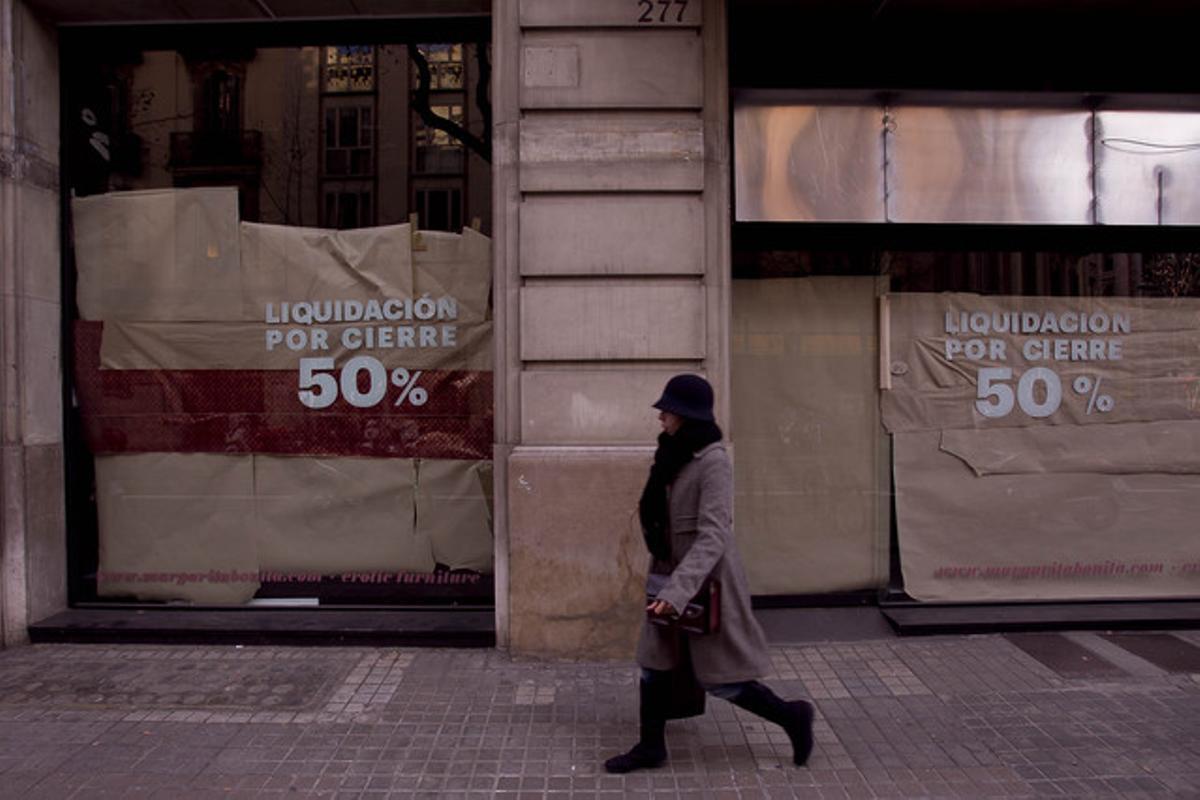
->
[605,373,815,774]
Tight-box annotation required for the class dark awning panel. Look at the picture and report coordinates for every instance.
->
[27,0,488,23]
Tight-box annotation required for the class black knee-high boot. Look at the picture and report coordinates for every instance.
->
[604,677,668,773]
[729,681,814,766]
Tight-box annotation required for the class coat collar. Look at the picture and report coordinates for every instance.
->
[694,441,724,459]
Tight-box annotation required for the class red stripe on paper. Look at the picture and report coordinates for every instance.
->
[73,321,492,459]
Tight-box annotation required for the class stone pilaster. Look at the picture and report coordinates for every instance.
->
[493,0,730,658]
[0,0,63,647]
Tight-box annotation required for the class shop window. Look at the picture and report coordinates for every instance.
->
[732,244,1200,605]
[64,36,494,610]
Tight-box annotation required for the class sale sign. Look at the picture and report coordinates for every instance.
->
[881,293,1200,433]
[882,292,1200,603]
[72,203,493,460]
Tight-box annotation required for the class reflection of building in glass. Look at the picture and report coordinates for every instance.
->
[323,44,374,93]
[411,44,469,233]
[100,43,490,233]
[321,45,377,229]
[168,51,262,221]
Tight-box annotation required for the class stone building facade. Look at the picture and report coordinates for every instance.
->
[3,0,1198,652]
[0,0,730,656]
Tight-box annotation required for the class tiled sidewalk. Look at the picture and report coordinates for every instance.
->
[0,632,1198,798]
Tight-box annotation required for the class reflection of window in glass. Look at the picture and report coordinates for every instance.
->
[324,106,373,176]
[324,45,375,92]
[415,187,462,232]
[200,69,241,133]
[324,189,373,229]
[413,44,464,90]
[414,105,464,174]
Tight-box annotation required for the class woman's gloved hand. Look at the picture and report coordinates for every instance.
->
[646,599,677,618]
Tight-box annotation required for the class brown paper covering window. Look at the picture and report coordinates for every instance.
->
[894,425,1200,602]
[96,453,494,604]
[884,293,1200,602]
[732,276,891,595]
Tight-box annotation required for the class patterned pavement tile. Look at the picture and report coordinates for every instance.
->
[0,633,1198,798]
[0,645,360,714]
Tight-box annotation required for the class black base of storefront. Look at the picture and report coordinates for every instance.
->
[27,607,495,647]
[880,600,1200,636]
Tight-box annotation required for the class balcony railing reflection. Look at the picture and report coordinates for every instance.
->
[169,131,263,170]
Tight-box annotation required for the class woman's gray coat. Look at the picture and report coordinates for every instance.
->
[636,441,771,685]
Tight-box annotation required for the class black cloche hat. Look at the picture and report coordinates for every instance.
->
[652,374,715,422]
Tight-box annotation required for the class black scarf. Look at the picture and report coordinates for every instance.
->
[638,420,723,561]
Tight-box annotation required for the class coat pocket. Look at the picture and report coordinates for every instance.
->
[672,513,699,533]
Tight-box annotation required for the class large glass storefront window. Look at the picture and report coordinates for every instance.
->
[732,246,1200,602]
[64,34,493,607]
